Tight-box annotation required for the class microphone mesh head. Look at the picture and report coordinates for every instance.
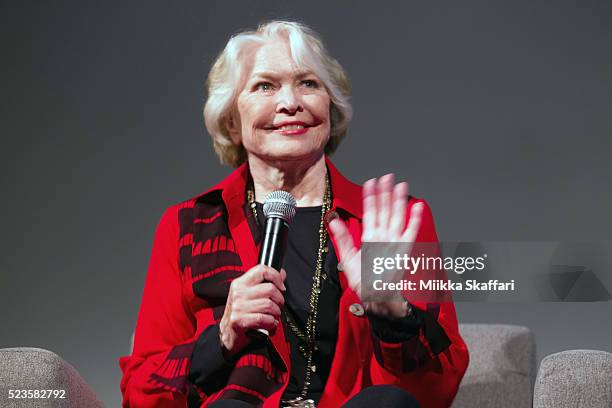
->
[263,190,297,224]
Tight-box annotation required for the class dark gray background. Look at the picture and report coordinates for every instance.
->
[1,1,611,406]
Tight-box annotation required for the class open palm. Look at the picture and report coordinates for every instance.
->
[328,174,423,317]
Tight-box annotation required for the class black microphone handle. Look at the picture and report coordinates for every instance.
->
[250,216,289,339]
[258,216,289,269]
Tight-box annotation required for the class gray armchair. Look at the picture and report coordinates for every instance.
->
[1,324,610,407]
[533,349,612,408]
[452,324,536,407]
[0,347,103,408]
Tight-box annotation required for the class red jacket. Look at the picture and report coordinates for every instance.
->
[119,157,469,407]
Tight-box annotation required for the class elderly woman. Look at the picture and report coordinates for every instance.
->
[120,21,468,408]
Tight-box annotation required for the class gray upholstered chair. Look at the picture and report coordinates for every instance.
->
[0,347,103,408]
[452,324,536,407]
[533,350,612,408]
[1,324,610,407]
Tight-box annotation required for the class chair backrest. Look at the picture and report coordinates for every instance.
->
[533,349,612,408]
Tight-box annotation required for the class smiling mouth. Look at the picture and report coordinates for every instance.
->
[274,124,308,131]
[264,121,314,131]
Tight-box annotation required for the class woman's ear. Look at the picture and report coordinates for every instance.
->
[225,113,241,145]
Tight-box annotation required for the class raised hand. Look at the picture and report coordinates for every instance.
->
[327,174,423,318]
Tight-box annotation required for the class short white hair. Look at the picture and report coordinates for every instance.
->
[204,20,353,167]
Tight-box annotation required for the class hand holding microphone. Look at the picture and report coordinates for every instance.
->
[219,264,287,355]
[219,191,296,355]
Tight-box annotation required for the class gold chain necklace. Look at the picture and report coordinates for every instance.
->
[247,174,331,408]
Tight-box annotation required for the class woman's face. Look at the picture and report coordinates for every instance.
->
[228,40,331,163]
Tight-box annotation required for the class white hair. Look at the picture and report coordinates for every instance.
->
[204,20,353,167]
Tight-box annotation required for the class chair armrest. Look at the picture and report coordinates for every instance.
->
[533,349,612,408]
[0,347,104,408]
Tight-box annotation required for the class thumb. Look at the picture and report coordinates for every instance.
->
[327,218,357,262]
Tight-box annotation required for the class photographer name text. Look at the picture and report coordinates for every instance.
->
[372,279,516,291]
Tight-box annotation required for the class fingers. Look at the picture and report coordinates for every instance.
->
[224,265,286,345]
[401,201,424,242]
[244,264,286,292]
[389,182,408,237]
[246,298,282,319]
[364,174,412,241]
[377,174,394,232]
[362,178,377,235]
[249,282,285,307]
[230,264,286,312]
[261,266,286,292]
[239,313,279,332]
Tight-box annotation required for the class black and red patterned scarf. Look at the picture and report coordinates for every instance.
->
[179,189,288,406]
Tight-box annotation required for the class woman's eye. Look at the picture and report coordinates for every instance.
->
[301,79,319,88]
[255,82,273,92]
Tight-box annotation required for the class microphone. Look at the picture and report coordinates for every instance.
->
[253,190,296,338]
[259,190,297,268]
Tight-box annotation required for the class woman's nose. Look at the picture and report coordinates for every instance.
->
[276,86,303,115]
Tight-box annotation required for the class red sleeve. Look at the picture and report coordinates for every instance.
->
[368,199,470,408]
[119,205,199,407]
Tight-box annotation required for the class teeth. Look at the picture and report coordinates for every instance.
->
[276,124,305,131]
